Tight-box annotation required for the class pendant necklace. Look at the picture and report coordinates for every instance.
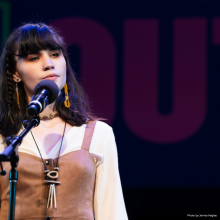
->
[31,122,66,209]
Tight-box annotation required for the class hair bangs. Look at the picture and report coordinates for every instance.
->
[16,24,63,57]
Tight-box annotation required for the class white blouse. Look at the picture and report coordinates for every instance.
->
[0,121,128,220]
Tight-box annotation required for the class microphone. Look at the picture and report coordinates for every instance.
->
[27,79,59,115]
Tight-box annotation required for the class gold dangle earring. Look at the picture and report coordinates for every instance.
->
[16,80,20,109]
[64,83,70,108]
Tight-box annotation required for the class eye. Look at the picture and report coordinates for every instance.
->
[51,52,60,57]
[28,56,39,61]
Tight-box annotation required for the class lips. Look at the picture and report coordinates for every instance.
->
[43,74,59,80]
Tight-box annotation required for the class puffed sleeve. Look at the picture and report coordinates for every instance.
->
[93,126,128,220]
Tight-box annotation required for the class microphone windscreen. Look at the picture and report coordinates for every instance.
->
[33,79,59,104]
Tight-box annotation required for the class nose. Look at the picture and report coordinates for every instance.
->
[43,57,54,71]
[43,64,54,71]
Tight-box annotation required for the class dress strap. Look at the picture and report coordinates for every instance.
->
[81,120,97,151]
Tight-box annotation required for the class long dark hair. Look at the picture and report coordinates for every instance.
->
[0,23,97,138]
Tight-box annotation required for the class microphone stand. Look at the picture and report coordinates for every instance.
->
[0,116,40,220]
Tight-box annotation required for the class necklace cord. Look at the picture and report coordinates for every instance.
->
[30,122,67,171]
[30,131,47,170]
[56,122,66,167]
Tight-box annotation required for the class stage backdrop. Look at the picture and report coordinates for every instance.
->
[1,0,220,218]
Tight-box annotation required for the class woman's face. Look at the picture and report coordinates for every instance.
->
[13,49,66,101]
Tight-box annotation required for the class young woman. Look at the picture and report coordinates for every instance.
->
[0,23,128,220]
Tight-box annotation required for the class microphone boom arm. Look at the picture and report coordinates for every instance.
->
[0,115,40,220]
[0,116,40,161]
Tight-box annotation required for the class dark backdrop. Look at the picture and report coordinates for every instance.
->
[2,0,220,218]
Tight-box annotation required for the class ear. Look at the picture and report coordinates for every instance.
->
[12,72,21,83]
